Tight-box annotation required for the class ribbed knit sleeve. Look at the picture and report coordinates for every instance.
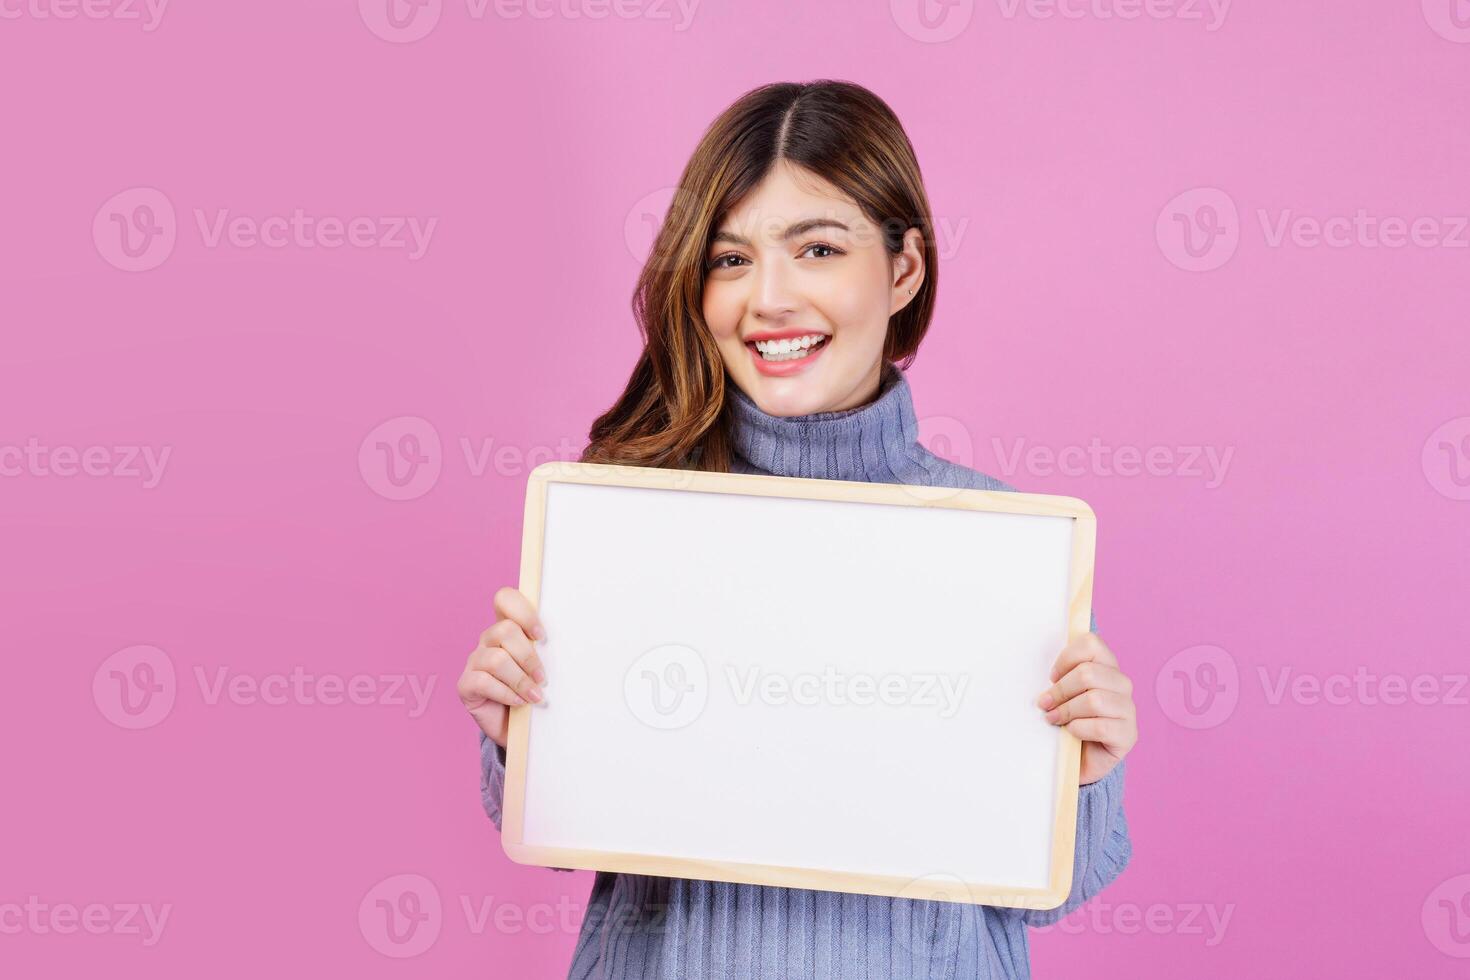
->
[479,730,507,831]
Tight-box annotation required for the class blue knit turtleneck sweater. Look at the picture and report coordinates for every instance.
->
[478,361,1132,979]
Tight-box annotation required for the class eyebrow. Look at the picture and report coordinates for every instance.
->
[709,218,852,248]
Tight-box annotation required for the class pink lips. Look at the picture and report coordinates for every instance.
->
[746,335,830,377]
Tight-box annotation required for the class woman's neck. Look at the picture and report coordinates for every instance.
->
[724,361,929,483]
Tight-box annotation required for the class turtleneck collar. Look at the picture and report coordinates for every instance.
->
[725,361,928,484]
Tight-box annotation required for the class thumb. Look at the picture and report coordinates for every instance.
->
[469,701,507,746]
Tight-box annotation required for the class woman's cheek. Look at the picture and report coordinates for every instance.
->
[701,289,741,345]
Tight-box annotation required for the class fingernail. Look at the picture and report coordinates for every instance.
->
[1037,693,1055,710]
[528,685,544,703]
[534,625,548,642]
[533,668,547,685]
[1045,709,1060,723]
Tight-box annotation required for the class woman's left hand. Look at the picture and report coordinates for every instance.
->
[1036,632,1138,786]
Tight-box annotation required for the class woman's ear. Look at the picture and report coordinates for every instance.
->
[890,226,926,315]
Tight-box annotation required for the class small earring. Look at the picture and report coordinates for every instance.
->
[908,288,914,295]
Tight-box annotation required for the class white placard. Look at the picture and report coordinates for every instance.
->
[502,463,1092,909]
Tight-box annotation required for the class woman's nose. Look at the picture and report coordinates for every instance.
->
[750,257,799,318]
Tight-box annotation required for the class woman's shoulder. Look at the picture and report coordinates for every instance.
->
[908,443,1021,494]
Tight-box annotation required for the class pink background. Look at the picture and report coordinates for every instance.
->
[3,0,1469,976]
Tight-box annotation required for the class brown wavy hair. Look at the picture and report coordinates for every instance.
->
[581,79,939,472]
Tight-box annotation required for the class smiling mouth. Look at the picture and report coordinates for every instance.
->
[747,334,830,362]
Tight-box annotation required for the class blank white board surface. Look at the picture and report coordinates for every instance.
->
[501,462,1095,910]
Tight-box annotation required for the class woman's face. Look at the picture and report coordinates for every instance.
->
[701,160,925,417]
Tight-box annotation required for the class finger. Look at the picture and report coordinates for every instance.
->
[473,644,544,704]
[1037,660,1133,710]
[1049,631,1118,683]
[459,668,526,708]
[494,586,548,645]
[1046,688,1132,726]
[482,617,548,688]
[1061,716,1131,745]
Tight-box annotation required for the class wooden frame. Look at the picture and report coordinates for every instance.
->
[501,461,1095,910]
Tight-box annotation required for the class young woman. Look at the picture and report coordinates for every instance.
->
[457,79,1138,980]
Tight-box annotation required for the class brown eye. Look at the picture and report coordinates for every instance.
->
[708,253,748,271]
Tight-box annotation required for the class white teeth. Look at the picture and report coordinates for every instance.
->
[753,334,827,361]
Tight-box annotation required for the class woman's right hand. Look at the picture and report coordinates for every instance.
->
[457,586,548,748]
